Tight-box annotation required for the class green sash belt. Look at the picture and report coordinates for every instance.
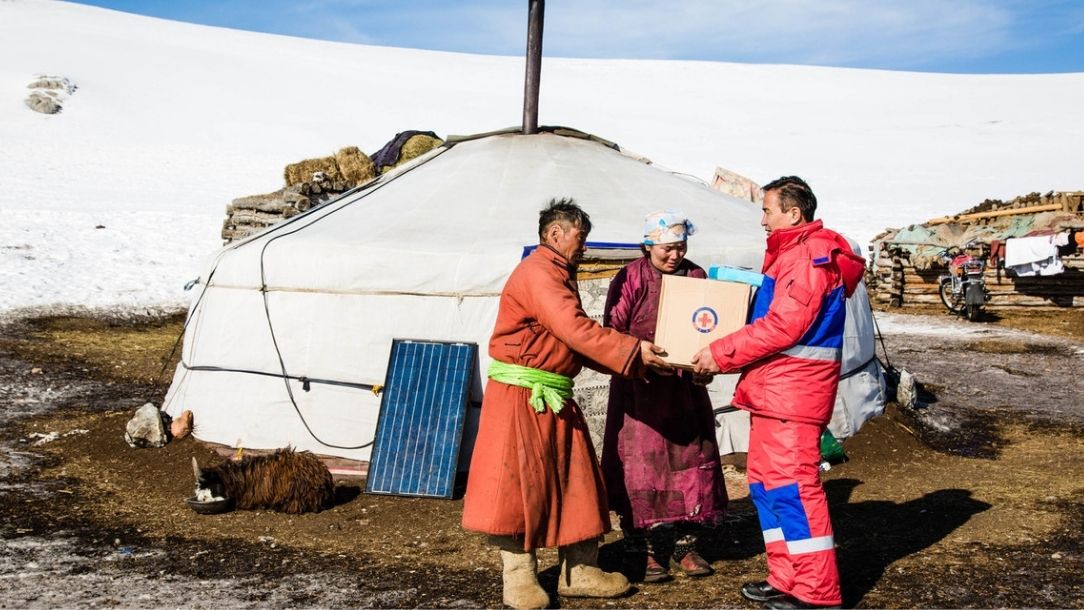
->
[487,360,574,414]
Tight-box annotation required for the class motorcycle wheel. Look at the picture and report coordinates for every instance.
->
[967,303,981,322]
[939,277,962,313]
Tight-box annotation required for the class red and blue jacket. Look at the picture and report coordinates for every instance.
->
[709,220,866,426]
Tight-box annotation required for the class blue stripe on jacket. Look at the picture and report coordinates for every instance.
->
[748,278,846,350]
[749,275,776,322]
[798,285,846,349]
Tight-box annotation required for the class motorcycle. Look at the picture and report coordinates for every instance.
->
[937,243,991,322]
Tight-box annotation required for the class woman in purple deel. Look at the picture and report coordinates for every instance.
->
[600,210,728,583]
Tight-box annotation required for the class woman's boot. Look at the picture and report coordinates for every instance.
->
[557,538,630,598]
[489,535,550,609]
[670,528,713,577]
[623,528,671,583]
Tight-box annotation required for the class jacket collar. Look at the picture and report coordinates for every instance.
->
[766,219,823,254]
[536,243,576,275]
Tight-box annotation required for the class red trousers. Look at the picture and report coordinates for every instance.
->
[747,414,842,606]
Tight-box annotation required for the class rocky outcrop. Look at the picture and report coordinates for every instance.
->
[25,75,76,114]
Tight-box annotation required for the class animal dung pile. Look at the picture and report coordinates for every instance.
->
[222,147,375,243]
[373,132,443,174]
[222,183,330,242]
[25,75,77,114]
[222,133,444,243]
[283,146,375,188]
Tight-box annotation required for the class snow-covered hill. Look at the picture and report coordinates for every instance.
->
[1,0,1081,315]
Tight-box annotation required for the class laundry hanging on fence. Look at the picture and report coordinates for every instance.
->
[1005,233,1067,277]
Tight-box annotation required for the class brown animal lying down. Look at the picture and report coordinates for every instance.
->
[192,448,335,514]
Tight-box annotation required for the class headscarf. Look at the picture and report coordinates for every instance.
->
[642,209,696,245]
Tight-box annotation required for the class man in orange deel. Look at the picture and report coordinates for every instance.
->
[462,197,672,610]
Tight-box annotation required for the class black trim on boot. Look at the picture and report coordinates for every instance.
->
[740,580,786,602]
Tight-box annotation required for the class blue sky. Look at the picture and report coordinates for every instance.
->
[71,0,1084,74]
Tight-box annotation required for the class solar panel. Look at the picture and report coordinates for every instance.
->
[365,339,477,498]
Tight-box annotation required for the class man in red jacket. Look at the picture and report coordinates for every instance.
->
[692,176,865,609]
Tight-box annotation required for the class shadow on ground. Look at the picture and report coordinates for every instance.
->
[829,479,992,606]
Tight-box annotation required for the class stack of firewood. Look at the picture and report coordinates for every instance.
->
[871,253,1084,308]
[924,191,1083,226]
[222,182,336,242]
[221,147,376,243]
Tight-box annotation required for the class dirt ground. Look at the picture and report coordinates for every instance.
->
[1,308,1083,608]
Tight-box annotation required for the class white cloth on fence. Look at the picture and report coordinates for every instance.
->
[1005,234,1056,266]
[1005,234,1064,277]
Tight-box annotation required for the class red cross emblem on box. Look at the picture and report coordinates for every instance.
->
[691,306,718,333]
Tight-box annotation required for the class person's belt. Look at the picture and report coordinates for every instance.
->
[487,360,574,414]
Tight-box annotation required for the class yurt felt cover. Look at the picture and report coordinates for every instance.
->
[163,129,766,461]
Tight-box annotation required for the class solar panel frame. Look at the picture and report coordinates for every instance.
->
[365,339,477,499]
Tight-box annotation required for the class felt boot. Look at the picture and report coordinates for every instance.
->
[557,538,631,598]
[489,536,550,610]
[671,531,713,577]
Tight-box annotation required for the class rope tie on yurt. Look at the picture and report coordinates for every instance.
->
[155,272,218,391]
[167,147,442,450]
[256,277,377,450]
[238,144,448,450]
[839,354,879,380]
[157,239,253,395]
[487,360,574,414]
[155,324,187,389]
[178,364,383,394]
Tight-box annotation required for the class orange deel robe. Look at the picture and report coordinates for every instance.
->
[461,244,643,550]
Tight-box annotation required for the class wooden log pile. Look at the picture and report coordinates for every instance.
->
[220,134,447,243]
[222,182,343,242]
[871,252,1084,308]
[221,147,377,243]
[870,191,1084,309]
[926,190,1082,225]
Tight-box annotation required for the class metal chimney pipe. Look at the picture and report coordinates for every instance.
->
[522,0,544,134]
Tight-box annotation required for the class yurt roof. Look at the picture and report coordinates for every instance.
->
[206,128,766,296]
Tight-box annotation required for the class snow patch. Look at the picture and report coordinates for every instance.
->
[0,1,1081,317]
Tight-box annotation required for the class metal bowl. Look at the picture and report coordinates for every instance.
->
[184,496,233,515]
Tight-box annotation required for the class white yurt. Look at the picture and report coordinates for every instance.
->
[161,127,769,463]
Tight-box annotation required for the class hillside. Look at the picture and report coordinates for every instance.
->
[1,0,1082,315]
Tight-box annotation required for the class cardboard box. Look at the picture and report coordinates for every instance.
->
[654,274,751,369]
